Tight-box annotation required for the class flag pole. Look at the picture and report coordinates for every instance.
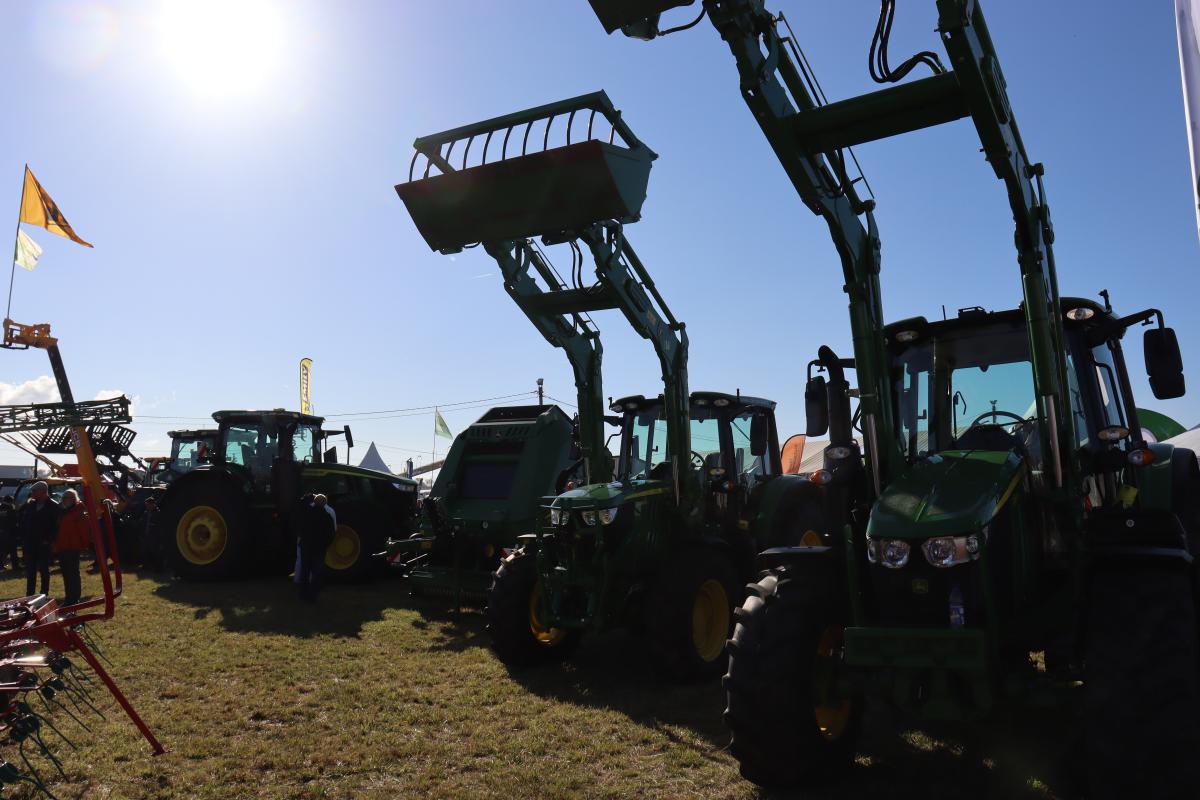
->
[5,165,24,322]
[432,406,438,466]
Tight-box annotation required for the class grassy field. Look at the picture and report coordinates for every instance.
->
[0,564,1078,799]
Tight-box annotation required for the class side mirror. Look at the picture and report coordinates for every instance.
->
[323,447,338,464]
[1145,327,1185,399]
[805,376,829,437]
[343,425,355,449]
[749,414,769,457]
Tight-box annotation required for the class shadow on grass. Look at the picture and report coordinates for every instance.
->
[150,575,406,639]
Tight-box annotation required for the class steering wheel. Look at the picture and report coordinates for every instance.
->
[966,410,1027,430]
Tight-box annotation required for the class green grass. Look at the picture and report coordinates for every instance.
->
[0,566,1074,799]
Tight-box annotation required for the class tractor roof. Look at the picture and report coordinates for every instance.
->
[212,410,325,426]
[883,297,1132,344]
[611,391,775,413]
[472,404,572,426]
[167,428,218,439]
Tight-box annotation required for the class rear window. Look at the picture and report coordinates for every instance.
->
[459,462,518,500]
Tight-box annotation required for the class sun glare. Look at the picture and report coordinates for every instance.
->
[154,1,288,101]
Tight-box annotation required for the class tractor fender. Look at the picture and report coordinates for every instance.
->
[1084,508,1195,567]
[751,473,828,549]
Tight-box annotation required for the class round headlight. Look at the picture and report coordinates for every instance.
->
[827,445,853,460]
[598,507,618,525]
[580,510,598,526]
[881,540,910,569]
[1065,307,1095,321]
[549,508,562,526]
[713,398,730,407]
[895,329,920,343]
[923,536,956,566]
[1098,425,1129,443]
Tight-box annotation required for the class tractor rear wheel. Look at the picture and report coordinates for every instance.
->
[645,547,740,681]
[161,479,249,581]
[486,549,579,667]
[1084,561,1200,800]
[323,506,385,583]
[724,566,861,788]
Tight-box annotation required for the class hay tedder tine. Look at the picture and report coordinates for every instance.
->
[64,628,163,755]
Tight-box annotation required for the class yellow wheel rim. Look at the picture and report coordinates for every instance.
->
[814,626,851,741]
[692,578,730,663]
[529,582,566,647]
[176,505,228,566]
[800,529,823,547]
[325,524,362,571]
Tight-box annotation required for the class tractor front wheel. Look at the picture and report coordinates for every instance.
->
[323,507,385,583]
[645,547,740,681]
[724,566,861,788]
[1083,561,1200,799]
[486,549,579,667]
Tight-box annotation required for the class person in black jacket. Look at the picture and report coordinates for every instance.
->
[0,495,19,571]
[19,482,60,597]
[295,493,335,602]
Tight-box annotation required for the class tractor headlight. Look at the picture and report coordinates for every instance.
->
[598,507,618,526]
[580,510,598,527]
[921,535,981,568]
[866,537,909,569]
[549,508,563,526]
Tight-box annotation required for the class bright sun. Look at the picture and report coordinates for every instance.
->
[154,0,288,101]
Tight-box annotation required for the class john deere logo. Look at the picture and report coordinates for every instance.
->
[911,578,929,595]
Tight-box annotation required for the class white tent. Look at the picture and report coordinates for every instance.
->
[1165,426,1200,456]
[358,442,393,474]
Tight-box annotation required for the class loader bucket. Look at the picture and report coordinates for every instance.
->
[397,91,656,253]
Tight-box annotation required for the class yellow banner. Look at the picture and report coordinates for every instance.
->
[299,358,313,415]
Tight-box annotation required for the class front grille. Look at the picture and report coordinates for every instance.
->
[870,559,984,628]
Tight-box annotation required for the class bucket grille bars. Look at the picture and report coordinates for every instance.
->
[398,91,690,495]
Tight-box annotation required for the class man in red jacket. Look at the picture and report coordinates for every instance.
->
[54,489,91,606]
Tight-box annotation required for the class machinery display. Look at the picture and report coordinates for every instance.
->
[156,409,419,581]
[0,318,163,793]
[384,403,584,608]
[587,0,1199,795]
[398,91,817,680]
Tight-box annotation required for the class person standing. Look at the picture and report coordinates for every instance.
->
[296,493,335,602]
[54,489,90,606]
[0,495,19,571]
[139,496,162,571]
[19,482,59,597]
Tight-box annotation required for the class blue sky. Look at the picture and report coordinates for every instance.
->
[0,0,1197,473]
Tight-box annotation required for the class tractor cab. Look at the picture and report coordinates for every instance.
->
[158,428,219,484]
[613,391,779,496]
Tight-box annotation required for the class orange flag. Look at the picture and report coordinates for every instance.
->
[18,166,93,248]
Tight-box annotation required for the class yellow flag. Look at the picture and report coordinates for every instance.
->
[299,358,313,415]
[19,166,93,248]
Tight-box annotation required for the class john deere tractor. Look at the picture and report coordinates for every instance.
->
[159,409,418,581]
[590,0,1200,794]
[398,92,813,679]
[384,403,586,605]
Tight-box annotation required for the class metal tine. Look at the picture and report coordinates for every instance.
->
[37,688,89,733]
[20,704,76,752]
[18,773,63,800]
[18,738,62,799]
[30,729,66,780]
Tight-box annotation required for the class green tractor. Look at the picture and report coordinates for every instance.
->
[158,409,419,581]
[590,0,1200,794]
[398,92,810,679]
[384,403,585,604]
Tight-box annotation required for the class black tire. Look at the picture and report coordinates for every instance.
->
[160,479,249,581]
[323,506,385,583]
[724,566,862,788]
[1083,561,1200,800]
[645,547,741,682]
[486,549,580,667]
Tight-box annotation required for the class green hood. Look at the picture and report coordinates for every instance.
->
[551,479,672,511]
[868,450,1025,541]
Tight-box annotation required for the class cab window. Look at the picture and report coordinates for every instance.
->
[731,411,774,480]
[1092,341,1127,432]
[291,425,318,463]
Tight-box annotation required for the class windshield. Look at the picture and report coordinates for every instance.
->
[619,404,721,480]
[893,326,1038,458]
[170,437,212,473]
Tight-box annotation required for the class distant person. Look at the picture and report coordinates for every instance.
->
[54,489,91,606]
[19,482,59,597]
[296,493,335,603]
[139,496,162,571]
[0,495,19,571]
